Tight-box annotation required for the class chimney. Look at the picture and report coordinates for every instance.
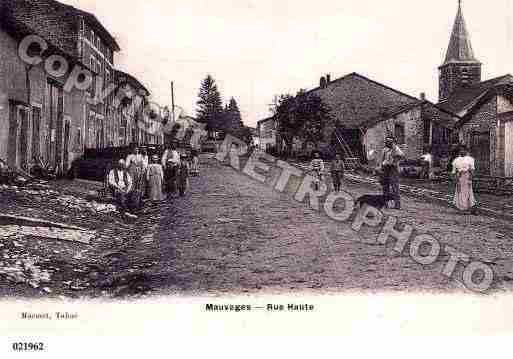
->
[320,76,327,89]
[326,74,331,84]
[420,92,426,101]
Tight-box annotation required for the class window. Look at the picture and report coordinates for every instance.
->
[90,30,94,44]
[96,36,101,50]
[89,56,96,96]
[394,123,405,145]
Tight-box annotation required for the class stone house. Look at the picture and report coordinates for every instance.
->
[363,100,459,167]
[278,72,421,160]
[3,0,121,173]
[453,83,513,176]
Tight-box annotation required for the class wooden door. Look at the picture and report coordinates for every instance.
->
[17,107,29,170]
[470,131,490,175]
[32,106,41,160]
[505,121,513,177]
[63,119,70,171]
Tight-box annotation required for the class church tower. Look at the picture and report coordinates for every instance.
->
[439,0,482,102]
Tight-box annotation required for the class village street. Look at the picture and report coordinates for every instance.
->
[1,154,513,298]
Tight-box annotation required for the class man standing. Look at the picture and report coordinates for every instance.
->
[108,159,134,216]
[381,137,405,209]
[161,142,180,197]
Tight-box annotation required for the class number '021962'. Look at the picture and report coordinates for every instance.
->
[12,343,45,351]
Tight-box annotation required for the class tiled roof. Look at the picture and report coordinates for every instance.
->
[308,72,419,128]
[437,74,513,115]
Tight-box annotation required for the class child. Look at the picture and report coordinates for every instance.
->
[331,153,345,192]
[177,153,190,197]
[310,151,325,190]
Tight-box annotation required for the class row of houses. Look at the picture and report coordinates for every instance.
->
[258,2,513,177]
[0,0,163,175]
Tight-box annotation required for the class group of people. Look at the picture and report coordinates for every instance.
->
[377,137,477,213]
[309,136,477,214]
[309,151,345,192]
[107,143,199,216]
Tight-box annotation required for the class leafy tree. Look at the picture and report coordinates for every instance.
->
[295,90,332,149]
[274,91,331,157]
[196,75,224,134]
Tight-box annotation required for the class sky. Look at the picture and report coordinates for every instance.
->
[62,0,512,127]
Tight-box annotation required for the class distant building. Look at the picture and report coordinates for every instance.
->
[437,1,513,176]
[114,70,153,146]
[248,127,259,148]
[257,116,278,152]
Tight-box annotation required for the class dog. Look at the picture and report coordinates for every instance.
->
[355,194,394,210]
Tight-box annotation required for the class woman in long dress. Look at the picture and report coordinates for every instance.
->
[452,145,477,214]
[125,145,147,210]
[147,155,165,202]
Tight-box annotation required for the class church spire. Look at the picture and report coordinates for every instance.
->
[442,0,479,65]
[438,0,482,102]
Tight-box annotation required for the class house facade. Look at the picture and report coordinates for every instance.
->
[257,116,278,152]
[2,0,121,174]
[114,70,154,147]
[454,84,513,176]
[1,3,97,173]
[364,101,458,166]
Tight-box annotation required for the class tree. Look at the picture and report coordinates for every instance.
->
[223,97,244,136]
[196,75,224,134]
[295,90,332,149]
[274,90,331,157]
[275,94,300,157]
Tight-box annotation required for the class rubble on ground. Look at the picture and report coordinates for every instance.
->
[0,256,52,288]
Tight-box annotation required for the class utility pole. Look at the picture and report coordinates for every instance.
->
[171,81,175,122]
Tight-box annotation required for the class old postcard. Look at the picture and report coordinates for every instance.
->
[1,0,513,356]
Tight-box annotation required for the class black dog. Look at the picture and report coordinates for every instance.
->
[355,194,394,210]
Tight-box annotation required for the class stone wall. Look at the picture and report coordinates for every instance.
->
[459,97,499,175]
[364,107,422,166]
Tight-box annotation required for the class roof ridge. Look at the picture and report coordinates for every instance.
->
[306,72,419,102]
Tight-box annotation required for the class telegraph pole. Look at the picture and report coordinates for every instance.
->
[171,81,175,123]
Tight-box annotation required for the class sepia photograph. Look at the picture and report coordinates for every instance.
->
[0,0,513,356]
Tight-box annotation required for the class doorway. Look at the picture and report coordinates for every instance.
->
[31,106,41,160]
[470,131,490,175]
[16,106,30,170]
[505,121,513,177]
[63,119,70,172]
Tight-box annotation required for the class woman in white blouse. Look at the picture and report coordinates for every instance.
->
[451,145,476,213]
